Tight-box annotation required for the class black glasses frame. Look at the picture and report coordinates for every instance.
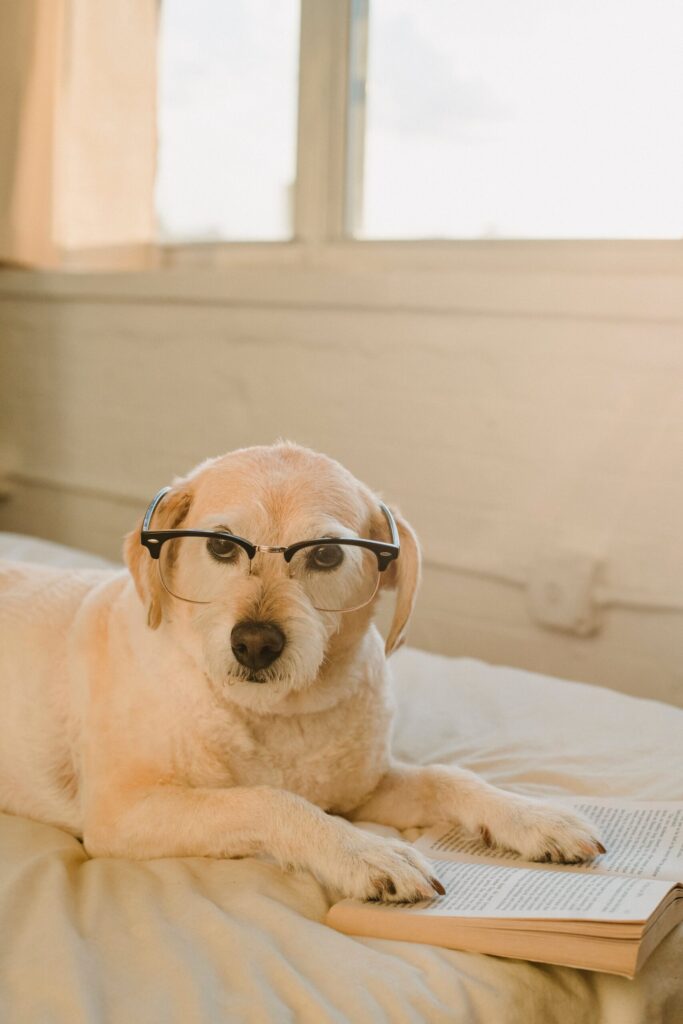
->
[140,486,400,573]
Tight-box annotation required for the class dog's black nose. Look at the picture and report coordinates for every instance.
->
[231,621,286,671]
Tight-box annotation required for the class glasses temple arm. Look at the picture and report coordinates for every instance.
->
[142,485,172,534]
[379,501,400,551]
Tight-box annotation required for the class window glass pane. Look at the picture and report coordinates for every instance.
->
[157,0,300,242]
[354,0,683,239]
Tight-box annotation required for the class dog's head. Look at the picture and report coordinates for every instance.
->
[124,443,420,711]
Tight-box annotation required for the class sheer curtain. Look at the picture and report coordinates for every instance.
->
[0,0,157,268]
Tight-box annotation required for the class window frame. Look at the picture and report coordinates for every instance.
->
[15,0,680,319]
[156,0,683,291]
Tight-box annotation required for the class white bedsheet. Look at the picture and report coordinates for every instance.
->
[1,534,682,1023]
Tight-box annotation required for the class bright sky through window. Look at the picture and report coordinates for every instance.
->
[156,0,300,242]
[357,0,683,238]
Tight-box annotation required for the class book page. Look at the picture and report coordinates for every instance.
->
[563,799,683,880]
[411,858,674,921]
[415,799,683,882]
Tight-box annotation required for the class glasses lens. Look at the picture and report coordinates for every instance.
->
[158,535,249,603]
[288,542,380,612]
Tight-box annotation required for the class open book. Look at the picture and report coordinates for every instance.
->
[326,798,683,977]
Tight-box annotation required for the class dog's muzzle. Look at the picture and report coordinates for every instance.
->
[231,621,286,673]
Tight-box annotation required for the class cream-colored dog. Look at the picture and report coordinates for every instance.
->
[0,443,603,901]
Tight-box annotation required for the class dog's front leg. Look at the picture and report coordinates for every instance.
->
[349,762,605,863]
[83,782,443,901]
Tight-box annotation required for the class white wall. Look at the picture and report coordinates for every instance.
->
[1,248,682,706]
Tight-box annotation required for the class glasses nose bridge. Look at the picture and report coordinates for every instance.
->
[249,544,290,578]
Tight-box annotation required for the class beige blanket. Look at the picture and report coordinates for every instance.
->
[1,534,682,1023]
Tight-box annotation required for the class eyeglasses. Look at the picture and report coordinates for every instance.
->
[140,486,400,613]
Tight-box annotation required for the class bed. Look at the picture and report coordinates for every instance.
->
[1,533,682,1023]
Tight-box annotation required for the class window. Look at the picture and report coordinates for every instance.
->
[156,0,300,242]
[156,0,683,245]
[353,0,683,239]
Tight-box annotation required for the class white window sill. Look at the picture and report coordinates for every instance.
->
[1,239,682,322]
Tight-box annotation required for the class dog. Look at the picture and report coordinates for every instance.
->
[0,443,603,901]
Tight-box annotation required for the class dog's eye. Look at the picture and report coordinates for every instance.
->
[308,544,344,571]
[207,535,240,562]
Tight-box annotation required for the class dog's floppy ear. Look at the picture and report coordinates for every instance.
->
[123,485,193,629]
[376,504,421,657]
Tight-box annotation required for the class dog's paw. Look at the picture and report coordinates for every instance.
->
[320,832,445,903]
[483,799,605,865]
